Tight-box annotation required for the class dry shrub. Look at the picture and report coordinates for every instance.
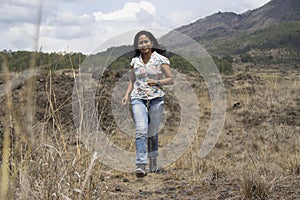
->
[241,173,271,200]
[287,157,300,175]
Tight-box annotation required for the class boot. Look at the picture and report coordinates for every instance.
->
[149,157,158,173]
[135,164,147,177]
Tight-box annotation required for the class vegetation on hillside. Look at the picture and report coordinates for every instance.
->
[0,50,85,71]
[0,49,234,75]
[210,22,300,63]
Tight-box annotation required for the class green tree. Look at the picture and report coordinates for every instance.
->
[240,53,253,63]
[169,54,195,71]
[212,56,234,75]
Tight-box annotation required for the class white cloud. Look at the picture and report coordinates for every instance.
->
[41,24,92,40]
[94,1,156,21]
[46,11,95,26]
[36,1,159,53]
[166,11,195,27]
[139,1,156,16]
[5,0,40,7]
[8,23,39,50]
[0,3,38,24]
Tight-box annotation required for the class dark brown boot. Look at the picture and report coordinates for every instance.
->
[149,157,158,173]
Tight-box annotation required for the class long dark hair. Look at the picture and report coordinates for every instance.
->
[133,30,166,57]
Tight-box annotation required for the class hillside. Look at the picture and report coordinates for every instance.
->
[172,0,300,62]
[176,0,300,39]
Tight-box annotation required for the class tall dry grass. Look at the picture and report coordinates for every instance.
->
[1,61,300,199]
[0,54,13,199]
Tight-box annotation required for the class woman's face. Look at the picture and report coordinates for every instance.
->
[137,34,153,54]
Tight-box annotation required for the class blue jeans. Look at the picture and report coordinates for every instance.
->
[131,97,164,166]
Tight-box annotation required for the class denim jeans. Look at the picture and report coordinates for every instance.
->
[131,97,164,166]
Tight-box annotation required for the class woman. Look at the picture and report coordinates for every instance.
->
[122,30,173,177]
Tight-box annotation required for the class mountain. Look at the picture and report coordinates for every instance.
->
[91,0,300,67]
[238,0,300,29]
[172,0,300,59]
[176,0,300,40]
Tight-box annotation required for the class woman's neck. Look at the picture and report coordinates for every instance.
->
[141,51,152,64]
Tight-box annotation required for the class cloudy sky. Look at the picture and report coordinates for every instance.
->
[1,0,271,54]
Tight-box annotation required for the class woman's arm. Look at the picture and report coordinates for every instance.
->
[160,64,173,85]
[122,69,135,105]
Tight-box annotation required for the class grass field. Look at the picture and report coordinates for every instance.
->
[0,63,299,199]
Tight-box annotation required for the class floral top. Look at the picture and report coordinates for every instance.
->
[130,51,170,100]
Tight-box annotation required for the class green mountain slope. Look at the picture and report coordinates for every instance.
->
[211,21,300,55]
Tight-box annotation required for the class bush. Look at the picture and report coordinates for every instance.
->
[240,53,253,63]
[212,56,234,75]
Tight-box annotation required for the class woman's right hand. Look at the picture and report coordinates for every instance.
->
[122,96,128,106]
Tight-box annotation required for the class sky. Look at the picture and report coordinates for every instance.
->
[1,0,271,54]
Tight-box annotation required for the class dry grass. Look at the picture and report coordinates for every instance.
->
[0,53,13,199]
[0,60,300,199]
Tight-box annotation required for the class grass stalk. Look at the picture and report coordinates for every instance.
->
[78,151,98,200]
[0,56,12,200]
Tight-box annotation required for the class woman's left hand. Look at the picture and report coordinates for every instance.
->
[147,79,158,86]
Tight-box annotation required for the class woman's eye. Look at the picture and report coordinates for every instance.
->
[138,40,150,45]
